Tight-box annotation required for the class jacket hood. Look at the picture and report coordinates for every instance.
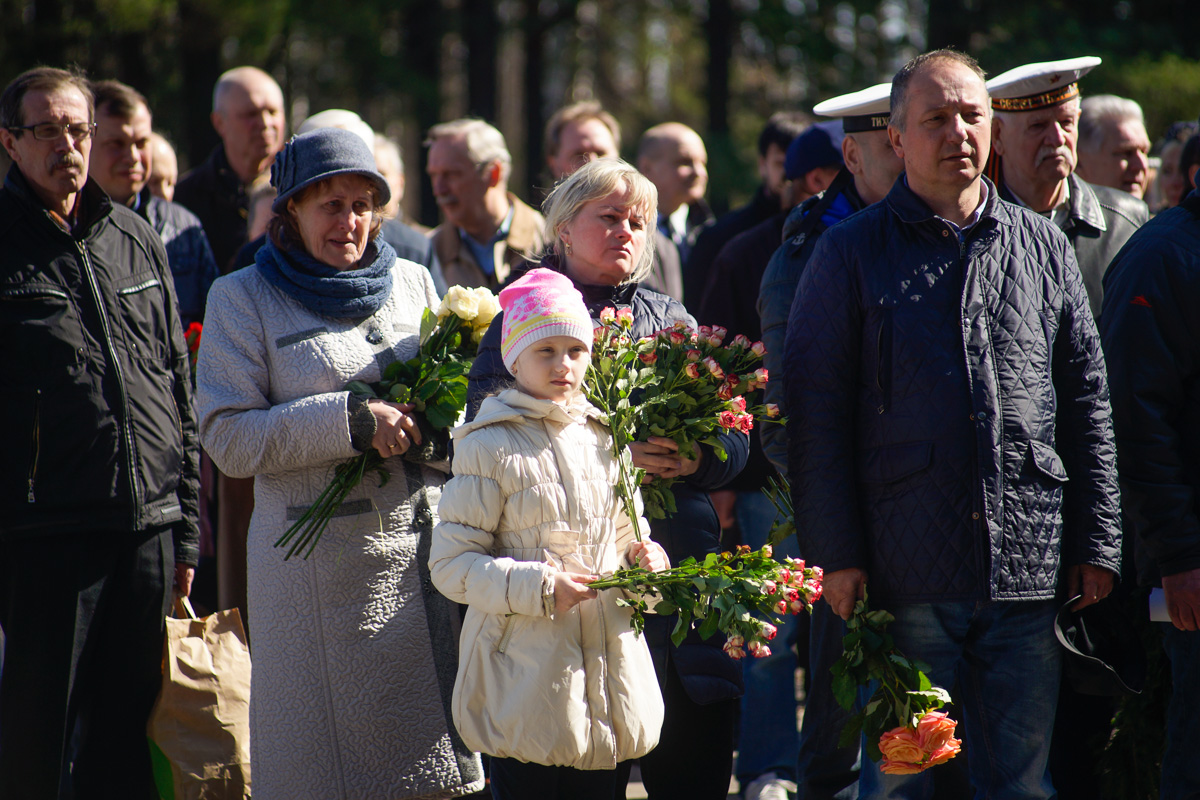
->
[453,388,603,439]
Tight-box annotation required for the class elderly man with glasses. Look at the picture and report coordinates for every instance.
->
[0,66,200,800]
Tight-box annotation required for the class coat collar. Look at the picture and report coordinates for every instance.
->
[885,173,1012,231]
[3,164,113,237]
[453,388,603,439]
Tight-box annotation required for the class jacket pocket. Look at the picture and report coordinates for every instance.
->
[859,441,933,484]
[1028,440,1068,483]
[868,304,895,415]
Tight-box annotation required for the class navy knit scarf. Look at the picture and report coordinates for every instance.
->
[255,237,396,319]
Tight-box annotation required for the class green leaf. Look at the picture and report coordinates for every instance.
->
[419,307,438,344]
[831,669,859,711]
[148,737,176,800]
[344,380,378,398]
[838,711,865,750]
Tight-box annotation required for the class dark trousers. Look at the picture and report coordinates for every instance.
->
[0,528,173,799]
[490,757,618,800]
[617,651,737,800]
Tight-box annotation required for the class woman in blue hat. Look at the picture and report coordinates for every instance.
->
[197,127,485,798]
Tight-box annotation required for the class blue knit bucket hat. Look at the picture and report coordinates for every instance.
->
[270,127,391,213]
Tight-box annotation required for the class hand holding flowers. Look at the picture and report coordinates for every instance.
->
[832,595,962,773]
[274,286,499,560]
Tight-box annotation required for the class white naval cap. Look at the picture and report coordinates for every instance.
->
[986,56,1101,112]
[814,83,892,133]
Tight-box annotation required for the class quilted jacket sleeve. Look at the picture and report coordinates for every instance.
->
[784,231,867,574]
[430,432,557,618]
[1051,241,1122,572]
[196,276,360,479]
[1101,213,1200,580]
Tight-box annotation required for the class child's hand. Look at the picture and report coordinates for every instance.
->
[626,541,670,572]
[553,571,598,615]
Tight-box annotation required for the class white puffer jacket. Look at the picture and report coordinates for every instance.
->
[430,389,664,770]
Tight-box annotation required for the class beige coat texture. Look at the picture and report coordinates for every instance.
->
[197,258,484,799]
[430,389,665,770]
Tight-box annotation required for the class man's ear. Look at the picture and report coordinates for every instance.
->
[211,110,227,140]
[991,117,1005,158]
[887,125,904,162]
[484,161,503,189]
[0,128,17,162]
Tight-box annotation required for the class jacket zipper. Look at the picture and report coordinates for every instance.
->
[77,242,144,522]
[876,308,892,414]
[496,615,516,653]
[27,389,42,502]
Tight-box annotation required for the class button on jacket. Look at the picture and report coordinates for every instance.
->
[784,175,1121,603]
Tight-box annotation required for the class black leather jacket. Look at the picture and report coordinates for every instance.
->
[0,167,201,564]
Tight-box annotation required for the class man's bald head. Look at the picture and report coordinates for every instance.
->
[637,122,708,215]
[210,66,286,184]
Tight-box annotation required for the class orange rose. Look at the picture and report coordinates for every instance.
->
[916,710,958,752]
[924,740,961,768]
[878,727,924,766]
[880,758,926,775]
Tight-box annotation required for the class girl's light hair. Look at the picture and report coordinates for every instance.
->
[541,158,658,285]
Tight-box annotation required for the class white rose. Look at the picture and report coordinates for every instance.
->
[472,287,501,329]
[444,285,479,320]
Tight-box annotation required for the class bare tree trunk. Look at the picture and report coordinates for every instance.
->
[705,0,734,215]
[463,0,498,121]
[406,0,446,226]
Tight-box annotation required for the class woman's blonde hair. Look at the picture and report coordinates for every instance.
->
[542,158,658,284]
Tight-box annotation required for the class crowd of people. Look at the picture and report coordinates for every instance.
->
[1,42,1199,800]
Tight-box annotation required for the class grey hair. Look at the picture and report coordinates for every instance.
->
[425,118,512,184]
[1078,95,1145,153]
[374,133,403,175]
[541,157,657,285]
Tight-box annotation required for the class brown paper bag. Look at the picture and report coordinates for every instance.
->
[148,596,252,799]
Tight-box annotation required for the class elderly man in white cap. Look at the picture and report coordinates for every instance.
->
[987,57,1147,318]
[756,81,905,800]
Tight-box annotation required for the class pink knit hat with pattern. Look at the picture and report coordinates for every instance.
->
[499,268,593,373]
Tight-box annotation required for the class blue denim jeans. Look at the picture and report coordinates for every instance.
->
[858,599,1061,800]
[736,490,803,784]
[1159,623,1200,800]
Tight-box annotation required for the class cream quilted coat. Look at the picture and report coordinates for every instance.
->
[430,389,665,770]
[197,259,484,799]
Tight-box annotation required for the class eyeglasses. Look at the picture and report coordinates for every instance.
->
[6,122,97,141]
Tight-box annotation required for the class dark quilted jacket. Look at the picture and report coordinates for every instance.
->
[1100,192,1200,587]
[784,176,1121,603]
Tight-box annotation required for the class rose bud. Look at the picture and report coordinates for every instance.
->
[728,395,747,413]
[718,410,738,430]
[686,349,701,361]
[754,367,769,384]
[766,403,781,418]
[751,340,767,357]
[724,641,747,660]
[761,543,773,558]
[732,334,751,350]
[778,568,791,583]
[600,307,616,324]
[775,600,788,615]
[669,331,687,345]
[789,599,806,614]
[761,622,777,640]
[703,357,725,380]
[698,325,713,338]
[616,307,634,326]
[717,383,734,401]
[711,325,728,344]
[748,640,771,658]
[685,363,701,379]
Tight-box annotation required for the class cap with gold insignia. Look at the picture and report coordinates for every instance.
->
[814,83,892,133]
[986,56,1102,113]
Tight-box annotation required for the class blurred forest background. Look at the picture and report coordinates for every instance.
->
[2,0,1199,225]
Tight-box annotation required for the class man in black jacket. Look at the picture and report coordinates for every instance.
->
[1101,188,1200,800]
[0,67,200,799]
[785,50,1120,797]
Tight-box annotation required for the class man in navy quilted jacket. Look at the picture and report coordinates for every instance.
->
[784,49,1121,799]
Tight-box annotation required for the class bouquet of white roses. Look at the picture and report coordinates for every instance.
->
[275,286,499,560]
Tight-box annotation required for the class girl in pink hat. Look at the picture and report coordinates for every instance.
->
[430,267,670,799]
